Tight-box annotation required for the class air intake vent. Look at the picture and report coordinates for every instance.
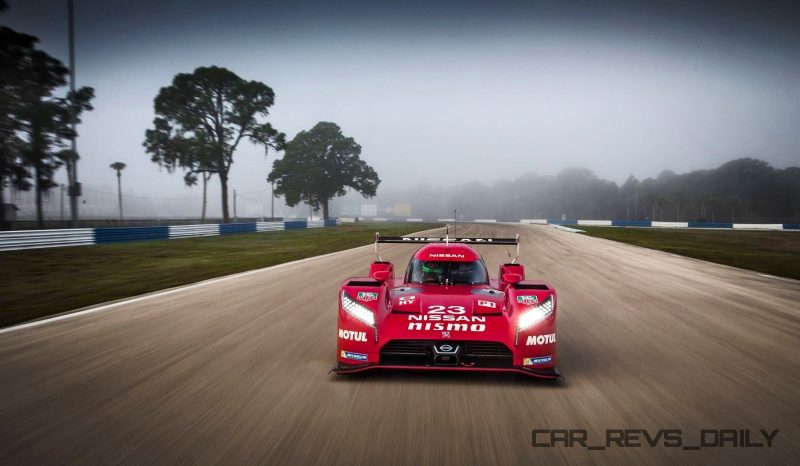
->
[379,340,513,368]
[347,280,381,287]
[464,341,513,357]
[515,283,549,290]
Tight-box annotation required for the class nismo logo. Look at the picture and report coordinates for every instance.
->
[407,315,486,332]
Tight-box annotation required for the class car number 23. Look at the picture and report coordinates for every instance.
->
[426,305,466,315]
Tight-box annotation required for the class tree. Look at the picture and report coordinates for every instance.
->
[1,0,93,228]
[377,157,799,223]
[268,122,380,220]
[145,116,215,221]
[144,66,285,223]
[620,175,639,220]
[17,49,67,228]
[17,64,93,228]
[110,162,126,220]
[0,21,37,228]
[645,191,657,220]
[0,20,94,227]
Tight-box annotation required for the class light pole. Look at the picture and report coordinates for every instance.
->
[67,0,80,227]
[60,184,65,221]
[266,178,275,220]
[110,162,126,220]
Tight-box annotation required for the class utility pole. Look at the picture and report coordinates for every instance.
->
[60,184,65,221]
[116,170,123,220]
[67,0,80,227]
[262,182,267,221]
[265,178,276,221]
[233,189,237,222]
[109,162,126,221]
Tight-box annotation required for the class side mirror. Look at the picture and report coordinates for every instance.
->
[372,270,392,282]
[502,273,522,284]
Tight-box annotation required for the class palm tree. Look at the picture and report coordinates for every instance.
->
[109,162,126,220]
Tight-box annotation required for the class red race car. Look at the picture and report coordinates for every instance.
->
[333,232,561,379]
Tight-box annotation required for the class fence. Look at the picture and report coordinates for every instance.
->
[4,217,269,230]
[2,217,796,252]
[0,219,339,252]
[520,219,798,230]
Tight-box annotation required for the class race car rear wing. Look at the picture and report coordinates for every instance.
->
[376,235,518,244]
[374,231,520,263]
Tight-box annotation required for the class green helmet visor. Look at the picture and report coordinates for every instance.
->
[421,262,445,273]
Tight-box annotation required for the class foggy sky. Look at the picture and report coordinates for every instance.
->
[3,0,799,213]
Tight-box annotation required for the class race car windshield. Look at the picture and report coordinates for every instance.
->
[406,259,489,285]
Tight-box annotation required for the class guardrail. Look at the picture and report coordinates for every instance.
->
[0,219,339,252]
[2,217,796,252]
[0,228,95,251]
[489,218,796,230]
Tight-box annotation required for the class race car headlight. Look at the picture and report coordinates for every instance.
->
[517,296,554,331]
[515,295,554,346]
[341,291,376,327]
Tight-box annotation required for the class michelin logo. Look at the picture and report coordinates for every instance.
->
[341,350,368,361]
[523,355,553,366]
[526,333,556,346]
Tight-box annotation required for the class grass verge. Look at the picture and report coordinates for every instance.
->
[0,223,442,328]
[576,226,800,281]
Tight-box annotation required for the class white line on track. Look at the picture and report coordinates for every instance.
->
[757,273,798,283]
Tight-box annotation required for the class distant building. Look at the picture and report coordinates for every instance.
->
[393,203,412,217]
[360,204,377,217]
